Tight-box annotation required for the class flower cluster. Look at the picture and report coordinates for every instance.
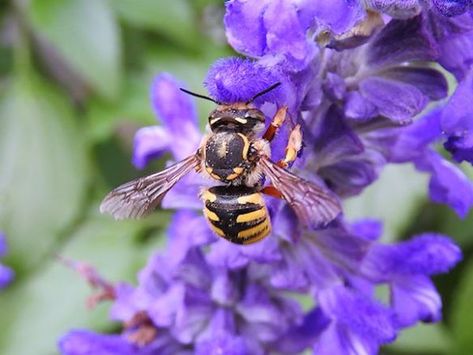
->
[60,1,472,354]
[0,233,14,289]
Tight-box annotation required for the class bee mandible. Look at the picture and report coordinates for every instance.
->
[100,83,342,244]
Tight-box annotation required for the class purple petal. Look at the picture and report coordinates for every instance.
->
[441,69,473,163]
[161,173,207,210]
[438,29,473,80]
[390,108,442,162]
[316,286,396,354]
[364,234,462,279]
[224,0,270,57]
[171,286,213,344]
[148,284,185,327]
[196,333,248,355]
[0,264,14,289]
[391,275,442,327]
[344,91,378,120]
[367,17,438,69]
[323,73,346,101]
[350,219,383,241]
[273,308,330,353]
[236,283,302,343]
[314,224,373,271]
[312,106,364,167]
[271,239,341,291]
[59,330,135,355]
[110,283,137,322]
[165,211,215,267]
[132,126,171,169]
[365,0,421,19]
[416,150,473,217]
[204,57,286,105]
[262,0,317,70]
[150,74,201,160]
[445,134,473,163]
[310,0,365,35]
[206,237,281,270]
[211,271,239,306]
[206,239,249,269]
[317,151,386,197]
[359,77,428,122]
[433,0,472,17]
[381,67,448,100]
[0,233,7,257]
[440,68,473,134]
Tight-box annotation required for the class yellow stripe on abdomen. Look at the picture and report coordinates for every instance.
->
[237,219,270,239]
[236,208,266,223]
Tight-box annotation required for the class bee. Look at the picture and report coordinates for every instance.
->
[100,83,342,244]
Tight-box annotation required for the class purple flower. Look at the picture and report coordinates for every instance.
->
[0,233,14,289]
[442,69,473,164]
[132,73,201,169]
[61,2,471,354]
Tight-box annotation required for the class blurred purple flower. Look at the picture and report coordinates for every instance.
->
[60,1,472,354]
[0,233,14,289]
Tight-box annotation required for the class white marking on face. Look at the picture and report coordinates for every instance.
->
[234,117,248,124]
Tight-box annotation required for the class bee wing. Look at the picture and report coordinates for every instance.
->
[100,154,200,220]
[260,157,342,228]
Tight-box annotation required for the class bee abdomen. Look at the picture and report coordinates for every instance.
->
[201,186,271,244]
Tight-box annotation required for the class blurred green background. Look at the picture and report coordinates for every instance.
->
[0,1,472,354]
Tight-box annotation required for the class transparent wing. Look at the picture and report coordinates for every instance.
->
[100,154,200,220]
[260,157,342,228]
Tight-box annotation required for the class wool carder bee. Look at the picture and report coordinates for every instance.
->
[100,83,342,244]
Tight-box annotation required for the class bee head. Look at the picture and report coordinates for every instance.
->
[208,105,266,133]
[180,82,281,134]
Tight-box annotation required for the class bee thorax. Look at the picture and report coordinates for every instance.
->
[203,132,250,183]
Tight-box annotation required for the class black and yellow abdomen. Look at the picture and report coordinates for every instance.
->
[201,186,271,244]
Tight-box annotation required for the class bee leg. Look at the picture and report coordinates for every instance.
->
[262,106,288,142]
[261,185,284,199]
[277,124,303,168]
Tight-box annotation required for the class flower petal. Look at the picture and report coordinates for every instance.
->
[316,286,396,354]
[204,57,286,105]
[432,0,472,17]
[0,264,14,288]
[344,91,378,120]
[273,308,330,353]
[58,330,135,355]
[381,67,448,100]
[391,275,442,327]
[310,0,365,34]
[165,211,215,267]
[367,17,437,69]
[416,150,473,217]
[359,77,428,122]
[132,126,171,169]
[224,0,270,57]
[364,233,462,279]
[150,74,201,160]
[263,0,317,70]
[365,0,421,19]
[0,233,7,257]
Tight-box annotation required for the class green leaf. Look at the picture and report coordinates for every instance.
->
[451,258,473,355]
[386,323,451,354]
[345,164,428,242]
[28,0,122,100]
[0,215,164,355]
[0,74,89,273]
[111,0,199,49]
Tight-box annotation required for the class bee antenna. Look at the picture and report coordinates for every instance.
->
[180,88,220,104]
[245,82,281,105]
